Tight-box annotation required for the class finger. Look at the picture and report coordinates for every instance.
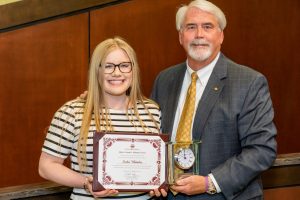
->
[80,90,88,99]
[107,189,119,195]
[149,190,154,197]
[171,184,185,192]
[93,189,116,197]
[153,188,161,196]
[170,185,177,191]
[161,189,168,197]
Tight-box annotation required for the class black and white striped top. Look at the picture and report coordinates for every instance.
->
[42,99,161,200]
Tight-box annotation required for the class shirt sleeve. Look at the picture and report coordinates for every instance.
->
[42,101,76,159]
[209,173,222,193]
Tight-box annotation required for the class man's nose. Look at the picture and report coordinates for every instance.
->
[195,27,204,38]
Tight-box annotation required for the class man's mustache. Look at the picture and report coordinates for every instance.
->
[190,39,210,46]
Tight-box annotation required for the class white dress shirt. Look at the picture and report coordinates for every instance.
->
[171,52,221,193]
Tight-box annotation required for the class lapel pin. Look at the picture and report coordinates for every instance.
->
[213,87,219,91]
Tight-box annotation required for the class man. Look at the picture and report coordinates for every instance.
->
[151,0,277,199]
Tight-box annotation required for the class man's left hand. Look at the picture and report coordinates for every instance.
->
[170,175,206,195]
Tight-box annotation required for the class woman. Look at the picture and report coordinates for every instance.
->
[39,37,163,199]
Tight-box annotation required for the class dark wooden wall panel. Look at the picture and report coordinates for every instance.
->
[264,186,300,200]
[0,13,89,187]
[0,0,121,30]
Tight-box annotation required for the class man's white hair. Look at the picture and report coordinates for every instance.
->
[176,0,227,31]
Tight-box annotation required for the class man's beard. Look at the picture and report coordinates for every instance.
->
[187,39,212,62]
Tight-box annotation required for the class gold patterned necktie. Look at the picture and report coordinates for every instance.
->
[171,72,198,195]
[176,71,198,144]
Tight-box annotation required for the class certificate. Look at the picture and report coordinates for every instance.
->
[93,132,169,192]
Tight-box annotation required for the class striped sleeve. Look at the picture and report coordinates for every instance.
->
[42,100,77,159]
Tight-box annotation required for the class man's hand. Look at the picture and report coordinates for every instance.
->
[78,90,88,100]
[170,175,206,195]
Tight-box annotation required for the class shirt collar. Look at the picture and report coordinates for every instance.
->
[186,52,220,86]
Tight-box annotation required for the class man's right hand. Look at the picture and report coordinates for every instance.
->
[78,90,88,100]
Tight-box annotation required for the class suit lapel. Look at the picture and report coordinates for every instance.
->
[192,54,227,140]
[164,64,186,133]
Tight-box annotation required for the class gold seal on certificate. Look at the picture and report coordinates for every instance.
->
[92,132,169,192]
[167,141,201,184]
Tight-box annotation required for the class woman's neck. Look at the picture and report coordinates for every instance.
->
[103,95,129,110]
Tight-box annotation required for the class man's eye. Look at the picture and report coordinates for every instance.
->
[203,25,213,30]
[186,25,197,30]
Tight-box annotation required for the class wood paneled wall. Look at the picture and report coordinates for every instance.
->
[0,0,299,189]
[0,13,89,187]
[264,186,300,200]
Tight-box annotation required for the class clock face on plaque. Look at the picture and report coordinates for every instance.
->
[174,148,195,169]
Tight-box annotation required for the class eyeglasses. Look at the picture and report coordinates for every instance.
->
[101,62,132,74]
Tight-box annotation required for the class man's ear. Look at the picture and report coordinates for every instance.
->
[179,31,183,45]
[220,31,224,45]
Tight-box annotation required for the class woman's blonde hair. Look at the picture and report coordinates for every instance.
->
[78,37,159,170]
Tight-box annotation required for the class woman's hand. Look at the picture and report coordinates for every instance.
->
[85,176,119,198]
[149,188,168,198]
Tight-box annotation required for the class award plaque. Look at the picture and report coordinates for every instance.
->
[93,132,169,192]
[167,141,201,184]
